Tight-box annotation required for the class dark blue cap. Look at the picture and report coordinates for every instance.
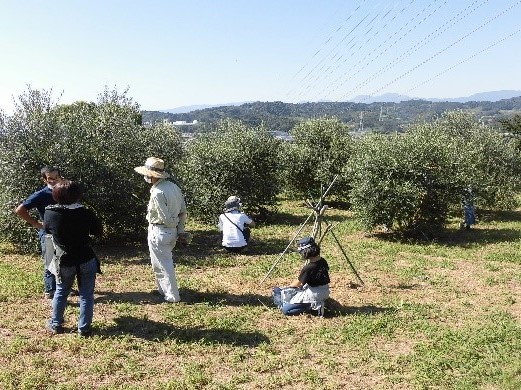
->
[297,236,316,251]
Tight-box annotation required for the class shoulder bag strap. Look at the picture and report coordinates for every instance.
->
[223,212,244,234]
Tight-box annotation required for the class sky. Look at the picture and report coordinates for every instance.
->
[1,0,520,113]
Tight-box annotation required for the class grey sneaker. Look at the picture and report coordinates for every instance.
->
[46,319,63,335]
[44,291,55,299]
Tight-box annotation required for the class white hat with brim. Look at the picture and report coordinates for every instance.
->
[134,157,171,179]
[224,195,241,212]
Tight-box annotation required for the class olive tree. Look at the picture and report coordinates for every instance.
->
[499,114,521,152]
[348,129,460,237]
[0,88,63,249]
[280,116,353,200]
[0,86,184,249]
[433,110,521,209]
[347,110,520,237]
[181,119,281,221]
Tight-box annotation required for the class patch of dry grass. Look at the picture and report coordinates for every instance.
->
[1,200,521,389]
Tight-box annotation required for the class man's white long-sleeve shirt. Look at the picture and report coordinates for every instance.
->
[146,179,187,231]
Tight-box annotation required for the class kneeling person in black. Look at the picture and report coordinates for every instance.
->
[273,236,330,316]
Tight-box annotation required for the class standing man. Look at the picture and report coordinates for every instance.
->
[15,166,62,298]
[134,157,187,303]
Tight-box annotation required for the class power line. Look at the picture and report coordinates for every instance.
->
[363,0,521,100]
[284,0,367,100]
[293,1,407,102]
[293,0,445,102]
[406,27,521,93]
[337,0,489,101]
[311,0,432,99]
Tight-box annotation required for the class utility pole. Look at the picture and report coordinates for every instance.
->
[358,111,364,132]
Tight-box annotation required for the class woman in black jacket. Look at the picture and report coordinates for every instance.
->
[44,180,102,336]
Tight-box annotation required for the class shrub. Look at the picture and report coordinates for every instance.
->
[181,119,280,222]
[0,88,62,250]
[440,111,521,209]
[347,110,521,237]
[348,131,459,237]
[0,87,184,250]
[280,117,353,200]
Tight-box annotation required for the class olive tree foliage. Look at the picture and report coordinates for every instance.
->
[280,116,353,200]
[348,130,460,237]
[181,119,281,222]
[0,88,63,249]
[347,110,520,237]
[0,86,183,250]
[434,110,521,209]
[499,114,521,153]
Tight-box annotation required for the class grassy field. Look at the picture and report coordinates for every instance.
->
[1,199,521,389]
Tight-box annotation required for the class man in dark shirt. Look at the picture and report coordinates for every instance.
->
[14,166,61,298]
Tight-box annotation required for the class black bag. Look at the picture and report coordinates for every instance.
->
[242,226,251,243]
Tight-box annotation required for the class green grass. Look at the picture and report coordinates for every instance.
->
[1,200,521,389]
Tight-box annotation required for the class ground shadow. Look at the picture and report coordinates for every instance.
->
[97,230,296,267]
[188,232,294,257]
[372,226,520,247]
[440,227,521,247]
[176,287,268,307]
[264,210,314,226]
[479,209,521,223]
[258,206,348,227]
[371,208,521,247]
[94,287,268,308]
[324,298,396,317]
[102,315,269,346]
[95,207,353,264]
[94,242,149,265]
[252,297,396,318]
[95,290,165,305]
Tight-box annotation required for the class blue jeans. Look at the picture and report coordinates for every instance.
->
[272,287,312,316]
[51,258,97,332]
[281,302,312,315]
[39,232,56,294]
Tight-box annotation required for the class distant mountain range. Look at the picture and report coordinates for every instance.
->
[159,102,252,114]
[143,93,521,134]
[349,90,521,104]
[158,90,521,114]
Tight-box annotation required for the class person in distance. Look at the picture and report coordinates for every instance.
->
[217,195,255,253]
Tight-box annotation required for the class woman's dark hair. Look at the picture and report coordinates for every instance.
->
[300,244,320,259]
[52,180,83,205]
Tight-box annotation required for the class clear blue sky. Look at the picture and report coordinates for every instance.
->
[1,0,520,113]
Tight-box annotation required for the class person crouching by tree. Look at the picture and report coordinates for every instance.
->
[217,196,255,253]
[460,186,476,230]
[44,180,103,336]
[272,236,330,316]
[134,157,187,303]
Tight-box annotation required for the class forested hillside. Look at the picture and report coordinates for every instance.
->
[142,97,521,133]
